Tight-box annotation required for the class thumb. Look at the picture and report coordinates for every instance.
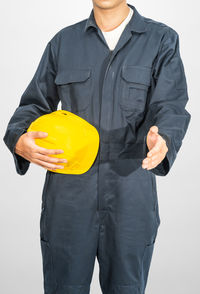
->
[28,131,48,139]
[147,126,159,150]
[149,125,159,135]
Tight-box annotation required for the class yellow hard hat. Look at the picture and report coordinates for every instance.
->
[27,110,100,174]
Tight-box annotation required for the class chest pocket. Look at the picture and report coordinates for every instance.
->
[55,68,92,112]
[119,65,152,113]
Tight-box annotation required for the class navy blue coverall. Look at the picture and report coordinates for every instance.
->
[3,3,191,294]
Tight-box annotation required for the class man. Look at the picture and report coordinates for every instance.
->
[3,1,191,293]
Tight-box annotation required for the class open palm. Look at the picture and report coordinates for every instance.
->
[142,126,168,170]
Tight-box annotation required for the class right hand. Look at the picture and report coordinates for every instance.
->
[14,131,68,171]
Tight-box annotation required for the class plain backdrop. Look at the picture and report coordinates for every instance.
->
[0,1,198,293]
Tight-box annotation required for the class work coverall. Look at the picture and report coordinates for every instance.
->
[3,3,191,294]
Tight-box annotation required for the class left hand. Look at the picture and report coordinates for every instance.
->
[142,126,168,170]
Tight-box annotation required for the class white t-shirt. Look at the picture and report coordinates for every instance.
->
[101,7,133,51]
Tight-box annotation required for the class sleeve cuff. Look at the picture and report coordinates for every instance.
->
[3,128,30,176]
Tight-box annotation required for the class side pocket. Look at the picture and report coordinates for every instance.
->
[40,171,52,241]
[41,170,52,207]
[140,241,155,293]
[150,172,161,228]
[40,239,57,292]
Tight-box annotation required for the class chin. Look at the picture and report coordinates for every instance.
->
[93,0,124,10]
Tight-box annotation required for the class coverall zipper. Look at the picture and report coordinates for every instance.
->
[97,49,113,212]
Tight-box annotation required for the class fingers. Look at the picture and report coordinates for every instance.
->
[36,146,65,155]
[28,131,48,138]
[33,152,68,164]
[30,141,65,156]
[143,155,161,170]
[33,158,66,170]
[28,131,65,155]
[26,133,68,170]
[147,136,163,157]
[142,135,168,170]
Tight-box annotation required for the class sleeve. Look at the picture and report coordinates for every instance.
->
[3,40,60,176]
[143,27,191,176]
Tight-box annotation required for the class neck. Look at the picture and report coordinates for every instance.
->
[93,2,131,32]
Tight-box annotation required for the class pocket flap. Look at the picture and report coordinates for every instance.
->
[121,65,151,86]
[55,68,91,85]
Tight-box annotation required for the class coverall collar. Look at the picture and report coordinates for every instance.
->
[84,3,147,34]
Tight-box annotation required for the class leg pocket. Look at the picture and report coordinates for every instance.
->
[40,239,57,293]
[140,241,155,294]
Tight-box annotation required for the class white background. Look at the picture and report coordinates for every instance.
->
[0,0,198,293]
